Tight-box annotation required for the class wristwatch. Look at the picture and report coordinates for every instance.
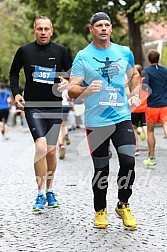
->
[133,93,140,98]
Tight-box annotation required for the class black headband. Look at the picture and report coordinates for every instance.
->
[90,12,111,26]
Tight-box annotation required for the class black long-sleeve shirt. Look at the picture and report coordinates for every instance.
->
[9,41,73,102]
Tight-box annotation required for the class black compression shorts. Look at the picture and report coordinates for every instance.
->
[25,108,62,145]
[0,109,10,123]
[131,112,146,127]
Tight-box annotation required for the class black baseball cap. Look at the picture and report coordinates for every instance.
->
[90,12,111,26]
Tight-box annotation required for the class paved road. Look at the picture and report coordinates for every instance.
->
[0,124,167,252]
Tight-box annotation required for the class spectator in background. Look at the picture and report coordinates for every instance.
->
[0,83,12,139]
[73,98,84,128]
[11,104,24,126]
[58,89,72,159]
[130,64,148,156]
[143,49,167,166]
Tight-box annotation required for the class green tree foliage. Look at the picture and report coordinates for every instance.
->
[1,0,167,85]
[20,0,125,57]
[0,0,33,86]
[21,0,167,65]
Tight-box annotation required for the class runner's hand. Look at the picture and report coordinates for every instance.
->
[57,76,69,92]
[86,80,102,95]
[128,95,141,107]
[15,94,25,111]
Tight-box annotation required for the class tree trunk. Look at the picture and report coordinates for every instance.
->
[127,12,143,67]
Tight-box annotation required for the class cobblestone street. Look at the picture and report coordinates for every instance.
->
[0,124,167,252]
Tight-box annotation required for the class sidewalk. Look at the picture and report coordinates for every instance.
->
[0,125,166,252]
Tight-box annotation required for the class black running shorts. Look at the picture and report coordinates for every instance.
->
[0,109,10,123]
[25,108,62,145]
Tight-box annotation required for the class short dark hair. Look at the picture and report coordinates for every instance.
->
[34,16,53,29]
[135,64,142,75]
[0,82,5,89]
[147,49,160,64]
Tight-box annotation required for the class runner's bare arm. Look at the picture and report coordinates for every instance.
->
[126,65,141,107]
[68,76,102,99]
[127,65,140,95]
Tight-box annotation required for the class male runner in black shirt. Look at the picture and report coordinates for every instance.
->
[10,16,72,211]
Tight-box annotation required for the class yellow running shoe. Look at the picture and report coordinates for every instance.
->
[140,133,146,141]
[143,157,156,166]
[59,144,65,159]
[137,126,142,134]
[115,204,137,230]
[65,134,71,145]
[94,208,108,229]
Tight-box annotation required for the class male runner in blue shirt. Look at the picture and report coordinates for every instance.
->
[68,12,140,230]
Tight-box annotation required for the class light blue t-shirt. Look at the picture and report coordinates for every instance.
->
[71,43,134,127]
[0,90,11,109]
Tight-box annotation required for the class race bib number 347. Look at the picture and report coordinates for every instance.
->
[99,86,125,106]
[33,65,56,84]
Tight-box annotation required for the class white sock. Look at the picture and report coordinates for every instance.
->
[38,189,45,195]
[46,189,53,193]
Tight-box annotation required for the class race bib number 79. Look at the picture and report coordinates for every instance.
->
[99,86,125,106]
[33,65,56,84]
